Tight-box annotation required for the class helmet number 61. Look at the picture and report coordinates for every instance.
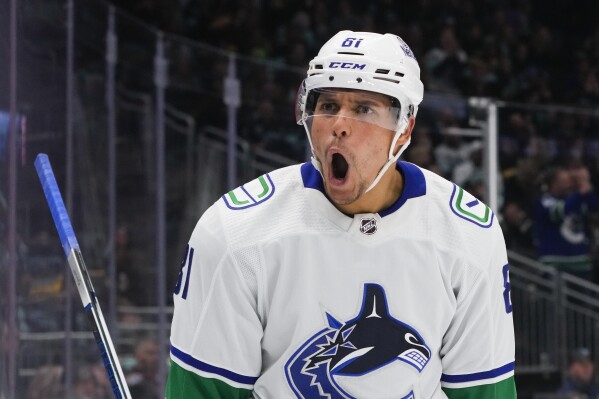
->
[342,38,363,48]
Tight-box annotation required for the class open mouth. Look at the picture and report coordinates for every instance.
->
[331,153,349,181]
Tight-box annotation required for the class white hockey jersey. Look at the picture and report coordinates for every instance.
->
[168,161,516,399]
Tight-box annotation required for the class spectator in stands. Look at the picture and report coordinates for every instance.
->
[73,363,112,399]
[21,230,65,332]
[503,157,542,217]
[405,128,443,176]
[26,365,64,399]
[557,347,599,399]
[116,225,146,306]
[534,165,599,279]
[26,363,111,399]
[406,144,434,169]
[434,132,471,179]
[117,297,144,326]
[424,27,468,94]
[462,55,498,97]
[499,111,537,170]
[126,337,160,399]
[452,140,484,188]
[500,200,535,257]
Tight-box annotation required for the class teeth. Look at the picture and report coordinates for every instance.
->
[332,153,348,180]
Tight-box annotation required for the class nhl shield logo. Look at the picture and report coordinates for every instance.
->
[360,218,377,235]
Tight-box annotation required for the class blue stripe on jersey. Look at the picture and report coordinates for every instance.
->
[300,162,325,192]
[379,161,426,217]
[170,344,258,386]
[441,361,515,383]
[301,161,426,217]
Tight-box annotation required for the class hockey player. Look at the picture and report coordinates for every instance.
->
[167,31,516,398]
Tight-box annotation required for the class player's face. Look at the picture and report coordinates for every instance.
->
[309,89,401,206]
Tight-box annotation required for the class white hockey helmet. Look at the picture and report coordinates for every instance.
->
[296,31,424,192]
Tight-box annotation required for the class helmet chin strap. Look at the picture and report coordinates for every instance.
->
[302,122,324,174]
[310,155,322,177]
[364,132,410,194]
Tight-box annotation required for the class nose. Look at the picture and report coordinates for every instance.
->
[332,115,351,138]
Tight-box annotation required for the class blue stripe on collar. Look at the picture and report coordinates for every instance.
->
[379,161,427,217]
[301,161,426,217]
[301,162,325,191]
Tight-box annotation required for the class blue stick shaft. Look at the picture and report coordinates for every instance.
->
[34,153,79,256]
[34,153,131,399]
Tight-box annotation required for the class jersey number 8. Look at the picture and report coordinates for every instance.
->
[502,264,513,314]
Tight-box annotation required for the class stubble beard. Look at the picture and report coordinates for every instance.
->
[324,181,364,206]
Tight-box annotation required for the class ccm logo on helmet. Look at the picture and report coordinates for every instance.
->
[328,62,366,70]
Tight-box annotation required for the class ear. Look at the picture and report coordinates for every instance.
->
[394,116,416,152]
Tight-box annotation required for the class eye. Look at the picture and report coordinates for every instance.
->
[317,102,339,114]
[355,104,374,115]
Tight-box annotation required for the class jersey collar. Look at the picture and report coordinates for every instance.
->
[301,160,426,218]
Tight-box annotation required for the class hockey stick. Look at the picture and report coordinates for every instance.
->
[34,153,132,399]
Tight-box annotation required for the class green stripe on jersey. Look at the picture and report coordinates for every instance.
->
[443,376,516,399]
[166,361,253,399]
[223,174,275,209]
[455,187,490,223]
[449,185,494,228]
[540,255,592,271]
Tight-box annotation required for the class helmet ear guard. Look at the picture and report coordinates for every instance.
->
[396,104,415,136]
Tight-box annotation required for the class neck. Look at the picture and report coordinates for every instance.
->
[336,166,404,215]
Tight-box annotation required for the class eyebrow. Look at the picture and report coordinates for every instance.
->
[354,98,386,107]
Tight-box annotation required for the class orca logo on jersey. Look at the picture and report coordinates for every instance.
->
[359,218,377,235]
[285,284,430,398]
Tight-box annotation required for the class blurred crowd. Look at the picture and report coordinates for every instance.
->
[23,336,161,399]
[110,0,599,158]
[115,0,599,106]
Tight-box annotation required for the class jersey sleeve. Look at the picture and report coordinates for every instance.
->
[167,206,262,398]
[440,223,517,399]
